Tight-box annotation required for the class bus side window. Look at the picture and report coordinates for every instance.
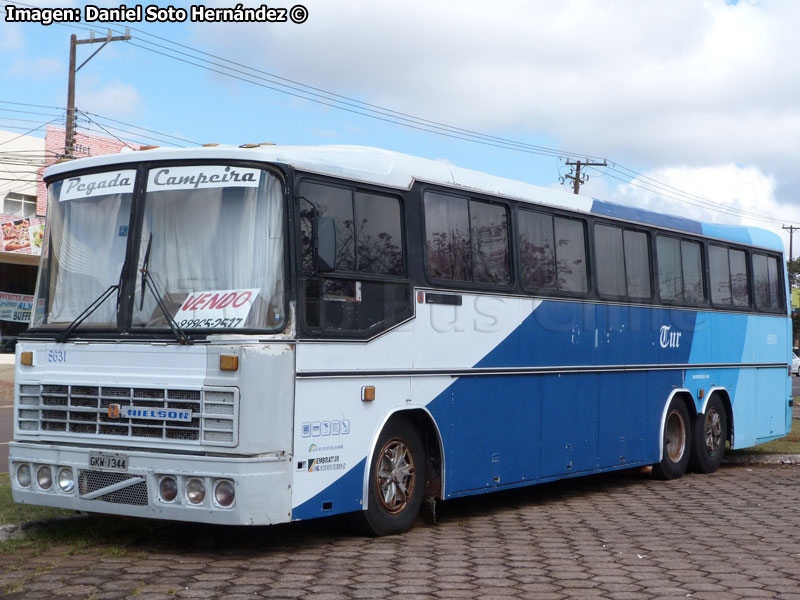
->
[518,210,587,294]
[753,253,782,312]
[299,180,409,335]
[709,245,750,308]
[656,236,705,305]
[424,191,511,286]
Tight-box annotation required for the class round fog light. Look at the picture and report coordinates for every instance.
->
[16,464,31,488]
[214,480,235,507]
[57,468,74,493]
[159,477,178,502]
[37,466,52,490]
[186,478,205,505]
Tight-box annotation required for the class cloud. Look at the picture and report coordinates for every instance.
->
[197,0,800,191]
[0,23,24,51]
[601,163,800,255]
[8,57,62,80]
[79,80,142,118]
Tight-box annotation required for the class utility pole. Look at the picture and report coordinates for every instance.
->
[783,224,798,262]
[65,28,131,158]
[561,159,608,194]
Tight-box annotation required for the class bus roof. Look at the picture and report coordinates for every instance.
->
[44,144,783,252]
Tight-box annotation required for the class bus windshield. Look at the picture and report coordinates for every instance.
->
[31,169,136,329]
[131,166,285,332]
[32,164,286,334]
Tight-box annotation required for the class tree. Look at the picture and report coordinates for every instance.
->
[788,257,800,288]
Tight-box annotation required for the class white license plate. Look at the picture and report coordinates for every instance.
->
[88,452,128,472]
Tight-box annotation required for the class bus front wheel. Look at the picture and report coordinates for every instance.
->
[653,397,691,480]
[689,396,727,474]
[356,417,425,536]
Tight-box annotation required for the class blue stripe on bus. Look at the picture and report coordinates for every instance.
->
[590,199,703,234]
[292,458,366,521]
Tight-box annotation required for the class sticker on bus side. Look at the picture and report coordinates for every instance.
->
[174,288,260,329]
[59,170,136,201]
[146,166,261,192]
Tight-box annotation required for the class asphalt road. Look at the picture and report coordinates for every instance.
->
[2,465,800,599]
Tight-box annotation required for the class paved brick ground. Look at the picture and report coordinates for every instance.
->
[2,464,799,599]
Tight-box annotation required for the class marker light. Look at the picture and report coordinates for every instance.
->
[214,480,235,507]
[186,478,206,504]
[159,477,178,502]
[20,351,33,366]
[219,355,239,371]
[16,464,31,488]
[57,468,74,493]
[37,466,52,490]
[362,386,376,402]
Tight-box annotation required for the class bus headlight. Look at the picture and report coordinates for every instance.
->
[159,477,178,502]
[16,464,31,488]
[57,468,74,493]
[214,480,235,507]
[37,466,52,490]
[186,478,205,504]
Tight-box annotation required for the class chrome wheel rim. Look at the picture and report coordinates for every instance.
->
[704,409,723,454]
[665,409,687,462]
[375,438,416,514]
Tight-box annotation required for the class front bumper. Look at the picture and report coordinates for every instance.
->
[9,442,292,526]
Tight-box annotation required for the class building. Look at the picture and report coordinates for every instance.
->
[0,126,137,350]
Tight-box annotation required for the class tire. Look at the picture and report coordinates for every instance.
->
[689,396,727,474]
[354,416,425,536]
[652,396,691,480]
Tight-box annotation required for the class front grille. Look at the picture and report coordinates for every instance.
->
[78,470,148,506]
[17,385,238,446]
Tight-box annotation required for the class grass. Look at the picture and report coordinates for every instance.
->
[0,473,75,526]
[728,412,800,455]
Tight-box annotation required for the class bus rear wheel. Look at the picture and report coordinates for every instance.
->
[689,396,727,474]
[653,397,691,480]
[355,417,425,536]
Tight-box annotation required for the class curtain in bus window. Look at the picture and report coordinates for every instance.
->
[424,192,471,281]
[766,256,780,309]
[354,192,403,276]
[135,172,283,329]
[681,240,704,304]
[553,217,587,293]
[518,210,556,290]
[753,254,770,310]
[729,249,749,307]
[469,200,510,285]
[709,245,732,305]
[656,236,682,302]
[623,230,651,298]
[594,224,626,296]
[299,182,354,271]
[46,190,131,325]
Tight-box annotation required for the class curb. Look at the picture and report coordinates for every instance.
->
[723,453,800,466]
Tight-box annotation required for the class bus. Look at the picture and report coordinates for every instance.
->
[9,145,792,536]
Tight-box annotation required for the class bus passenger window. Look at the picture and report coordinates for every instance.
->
[753,254,782,311]
[657,236,705,305]
[709,245,732,305]
[354,192,403,276]
[729,249,749,307]
[594,225,626,296]
[594,224,650,298]
[519,210,587,294]
[681,241,704,304]
[425,192,471,281]
[299,182,355,271]
[470,200,510,285]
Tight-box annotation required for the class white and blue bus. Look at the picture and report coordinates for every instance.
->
[9,145,792,535]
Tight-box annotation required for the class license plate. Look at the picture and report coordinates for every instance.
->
[89,452,128,472]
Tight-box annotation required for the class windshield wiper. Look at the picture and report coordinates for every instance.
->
[139,233,192,345]
[56,272,123,344]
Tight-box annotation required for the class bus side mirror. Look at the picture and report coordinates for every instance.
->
[316,217,336,272]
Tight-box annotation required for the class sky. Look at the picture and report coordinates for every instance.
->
[3,0,800,254]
